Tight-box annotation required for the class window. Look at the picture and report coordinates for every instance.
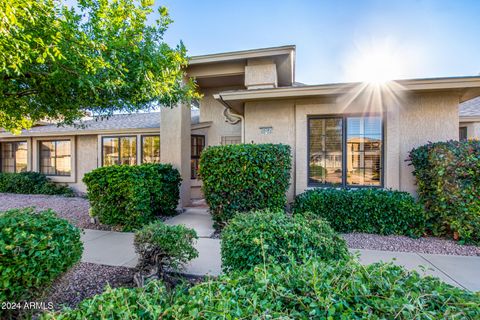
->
[191,135,205,179]
[308,115,383,187]
[102,136,136,166]
[40,140,71,176]
[459,127,468,141]
[1,141,27,173]
[142,135,160,163]
[221,136,242,145]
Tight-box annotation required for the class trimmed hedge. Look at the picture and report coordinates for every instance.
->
[221,210,348,272]
[293,188,426,237]
[134,221,198,285]
[0,208,83,303]
[408,140,480,244]
[0,171,73,196]
[43,258,480,319]
[83,164,181,230]
[199,144,291,228]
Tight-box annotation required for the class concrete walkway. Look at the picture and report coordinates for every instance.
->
[81,208,480,291]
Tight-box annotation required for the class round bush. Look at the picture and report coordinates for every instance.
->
[221,210,348,272]
[0,208,83,303]
[293,188,426,237]
[43,258,480,319]
[199,144,292,228]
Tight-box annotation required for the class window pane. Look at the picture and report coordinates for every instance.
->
[55,141,71,176]
[1,143,15,173]
[347,116,382,186]
[142,136,160,163]
[15,142,28,173]
[191,135,205,179]
[40,141,56,175]
[120,137,136,165]
[103,137,119,166]
[308,118,343,186]
[459,127,467,141]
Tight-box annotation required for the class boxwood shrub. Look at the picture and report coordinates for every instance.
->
[43,258,480,319]
[293,188,426,237]
[134,221,198,285]
[0,171,73,196]
[199,144,291,228]
[408,140,480,244]
[221,210,348,272]
[83,164,181,230]
[0,208,83,303]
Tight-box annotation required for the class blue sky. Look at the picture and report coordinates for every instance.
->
[70,0,480,85]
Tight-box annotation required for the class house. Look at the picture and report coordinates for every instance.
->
[459,97,480,139]
[1,45,480,207]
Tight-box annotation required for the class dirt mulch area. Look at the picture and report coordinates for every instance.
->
[343,232,480,256]
[0,193,112,230]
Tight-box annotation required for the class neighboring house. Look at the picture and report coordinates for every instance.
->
[1,45,480,207]
[459,97,480,140]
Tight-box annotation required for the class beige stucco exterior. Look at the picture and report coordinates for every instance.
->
[1,45,480,208]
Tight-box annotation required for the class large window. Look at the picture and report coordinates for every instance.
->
[1,141,27,173]
[308,115,383,187]
[102,136,136,166]
[40,140,71,176]
[191,135,205,179]
[142,135,160,163]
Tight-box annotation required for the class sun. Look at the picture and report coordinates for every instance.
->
[345,39,405,85]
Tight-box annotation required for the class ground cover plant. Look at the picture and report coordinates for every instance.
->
[293,188,426,237]
[199,143,291,228]
[0,208,82,318]
[221,210,348,272]
[83,164,181,230]
[42,258,480,319]
[0,171,73,196]
[408,140,480,244]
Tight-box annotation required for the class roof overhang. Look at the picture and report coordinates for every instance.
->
[459,116,480,123]
[215,76,480,108]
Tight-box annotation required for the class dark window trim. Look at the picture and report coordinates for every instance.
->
[307,113,385,188]
[191,134,205,180]
[101,135,137,166]
[0,141,27,173]
[38,139,71,177]
[140,134,161,164]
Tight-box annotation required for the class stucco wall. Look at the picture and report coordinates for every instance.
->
[70,135,98,193]
[200,88,242,146]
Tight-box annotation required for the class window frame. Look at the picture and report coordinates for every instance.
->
[38,139,72,177]
[0,141,28,173]
[101,135,137,167]
[140,134,161,164]
[191,134,205,180]
[307,113,384,188]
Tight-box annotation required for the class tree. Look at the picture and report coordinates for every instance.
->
[0,0,200,133]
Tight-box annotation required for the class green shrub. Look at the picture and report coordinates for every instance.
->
[0,208,83,303]
[293,188,426,237]
[221,210,348,272]
[83,164,181,230]
[43,258,480,319]
[134,222,198,285]
[408,140,480,244]
[0,171,73,196]
[199,144,291,228]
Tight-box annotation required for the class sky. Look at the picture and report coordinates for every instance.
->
[70,0,480,85]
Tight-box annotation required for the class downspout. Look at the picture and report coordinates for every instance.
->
[213,94,245,143]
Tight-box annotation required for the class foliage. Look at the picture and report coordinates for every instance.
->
[43,258,480,319]
[134,221,198,286]
[0,171,73,196]
[293,188,426,237]
[408,140,480,244]
[221,210,348,272]
[199,144,292,228]
[0,208,83,303]
[0,0,200,133]
[83,163,181,230]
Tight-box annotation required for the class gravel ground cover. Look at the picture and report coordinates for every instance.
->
[344,233,480,256]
